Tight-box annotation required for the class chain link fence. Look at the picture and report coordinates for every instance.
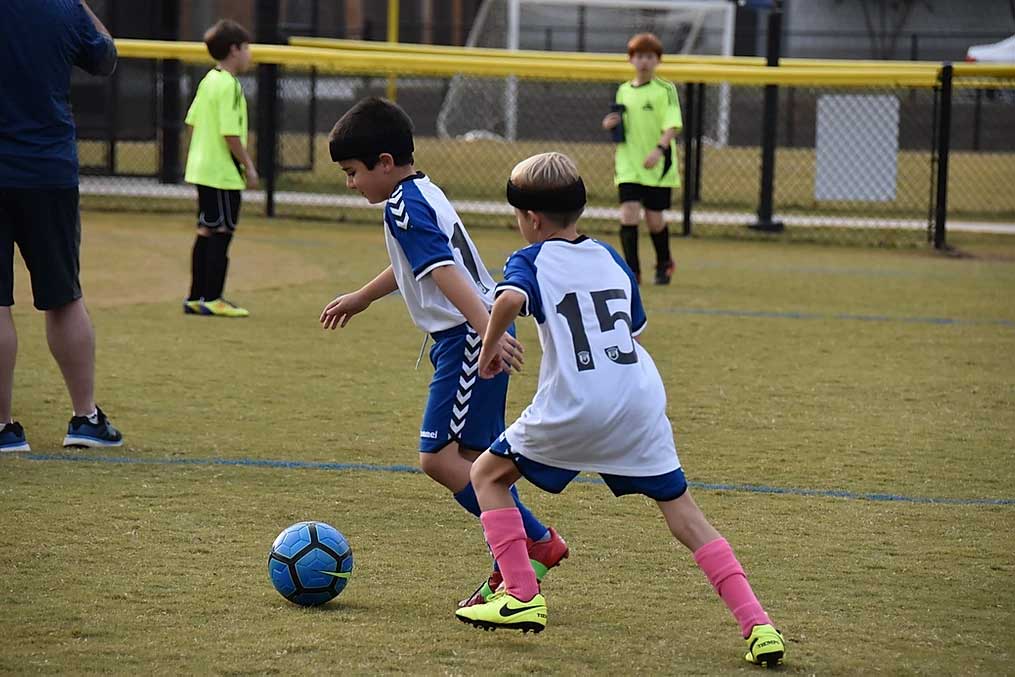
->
[75,54,1015,248]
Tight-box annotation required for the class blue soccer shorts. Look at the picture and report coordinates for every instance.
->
[489,434,688,502]
[418,322,512,454]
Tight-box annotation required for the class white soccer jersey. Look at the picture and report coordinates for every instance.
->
[382,173,497,333]
[497,236,680,477]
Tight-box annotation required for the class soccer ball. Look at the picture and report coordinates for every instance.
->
[268,521,353,606]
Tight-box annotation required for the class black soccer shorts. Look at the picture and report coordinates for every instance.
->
[196,184,242,232]
[618,183,673,212]
[0,186,82,310]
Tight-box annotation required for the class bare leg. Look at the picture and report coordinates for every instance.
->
[656,490,722,551]
[470,450,521,511]
[660,490,773,639]
[619,201,641,225]
[0,307,15,422]
[45,298,95,416]
[419,441,482,493]
[644,208,666,234]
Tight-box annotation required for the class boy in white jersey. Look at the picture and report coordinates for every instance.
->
[319,98,568,607]
[456,152,786,668]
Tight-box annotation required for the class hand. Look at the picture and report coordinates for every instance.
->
[245,164,259,189]
[320,291,370,330]
[643,148,662,169]
[478,346,503,379]
[478,333,524,379]
[602,112,621,130]
[496,332,524,373]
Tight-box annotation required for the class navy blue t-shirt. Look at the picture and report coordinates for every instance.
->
[0,1,117,188]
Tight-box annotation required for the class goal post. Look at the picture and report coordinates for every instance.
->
[437,0,735,144]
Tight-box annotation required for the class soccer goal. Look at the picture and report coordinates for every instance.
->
[436,0,735,145]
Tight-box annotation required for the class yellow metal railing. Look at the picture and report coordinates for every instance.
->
[113,39,1015,89]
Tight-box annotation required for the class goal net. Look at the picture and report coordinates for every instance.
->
[436,0,734,144]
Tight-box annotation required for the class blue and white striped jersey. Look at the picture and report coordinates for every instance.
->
[496,235,680,476]
[383,173,497,333]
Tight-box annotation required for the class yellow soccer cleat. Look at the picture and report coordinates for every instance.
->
[202,298,249,318]
[455,591,547,634]
[183,299,208,315]
[744,624,785,668]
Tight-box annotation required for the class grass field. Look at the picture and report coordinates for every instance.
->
[1,211,1013,675]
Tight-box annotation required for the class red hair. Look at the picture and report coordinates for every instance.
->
[627,32,663,58]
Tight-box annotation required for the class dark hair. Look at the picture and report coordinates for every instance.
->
[204,20,252,61]
[328,97,415,169]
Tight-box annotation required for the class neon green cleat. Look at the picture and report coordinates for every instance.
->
[183,299,208,315]
[455,591,547,634]
[202,298,249,318]
[744,624,785,668]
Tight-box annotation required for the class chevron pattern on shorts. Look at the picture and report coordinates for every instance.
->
[449,329,481,436]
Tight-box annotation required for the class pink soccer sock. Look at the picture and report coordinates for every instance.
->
[480,507,539,602]
[693,538,772,637]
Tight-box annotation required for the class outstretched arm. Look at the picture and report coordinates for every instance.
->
[320,266,397,330]
[478,290,525,379]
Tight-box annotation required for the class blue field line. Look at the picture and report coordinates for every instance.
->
[8,452,1013,506]
[661,307,1015,327]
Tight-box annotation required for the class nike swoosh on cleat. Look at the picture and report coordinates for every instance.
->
[498,603,542,617]
[319,571,351,579]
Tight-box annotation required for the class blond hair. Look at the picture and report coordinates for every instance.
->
[509,152,584,226]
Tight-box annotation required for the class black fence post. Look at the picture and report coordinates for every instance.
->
[682,82,697,237]
[256,0,280,217]
[694,82,705,202]
[158,0,182,184]
[933,63,953,250]
[750,1,784,233]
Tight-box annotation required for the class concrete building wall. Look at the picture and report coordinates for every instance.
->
[782,0,1015,60]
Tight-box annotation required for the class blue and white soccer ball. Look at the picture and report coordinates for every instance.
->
[268,521,353,606]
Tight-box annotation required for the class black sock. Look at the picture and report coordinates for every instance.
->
[650,226,672,267]
[204,231,233,301]
[188,235,209,300]
[619,225,640,277]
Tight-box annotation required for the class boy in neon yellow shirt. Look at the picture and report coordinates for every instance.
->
[602,33,682,285]
[183,19,257,318]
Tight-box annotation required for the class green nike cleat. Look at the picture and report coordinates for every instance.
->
[455,591,547,634]
[744,624,785,668]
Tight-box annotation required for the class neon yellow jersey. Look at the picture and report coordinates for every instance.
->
[613,77,683,188]
[184,68,247,190]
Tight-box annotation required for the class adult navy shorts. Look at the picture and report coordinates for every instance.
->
[489,433,688,502]
[0,186,82,310]
[618,183,672,211]
[197,184,241,232]
[419,322,512,454]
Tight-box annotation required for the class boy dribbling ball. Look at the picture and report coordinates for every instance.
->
[319,98,569,607]
[456,152,786,668]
